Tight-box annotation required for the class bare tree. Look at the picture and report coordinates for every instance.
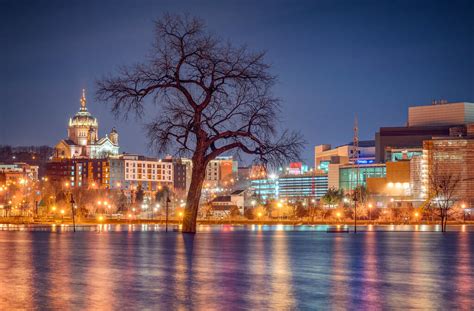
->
[97,14,304,233]
[427,164,461,232]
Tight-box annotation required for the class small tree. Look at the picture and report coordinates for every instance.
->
[229,206,241,218]
[97,14,303,233]
[116,191,129,213]
[135,185,145,205]
[428,169,461,232]
[321,187,344,208]
[155,185,172,205]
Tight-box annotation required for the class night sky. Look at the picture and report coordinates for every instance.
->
[1,0,473,164]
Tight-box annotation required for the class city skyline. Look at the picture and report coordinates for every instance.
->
[1,2,473,309]
[1,0,473,163]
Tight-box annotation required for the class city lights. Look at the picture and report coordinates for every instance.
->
[0,5,472,310]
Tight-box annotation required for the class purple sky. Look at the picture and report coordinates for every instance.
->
[1,0,473,164]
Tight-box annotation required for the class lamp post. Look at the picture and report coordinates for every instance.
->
[368,203,373,221]
[165,196,171,232]
[277,201,283,221]
[462,204,466,223]
[353,192,358,233]
[70,194,76,232]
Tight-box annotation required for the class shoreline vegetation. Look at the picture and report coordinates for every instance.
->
[0,217,473,227]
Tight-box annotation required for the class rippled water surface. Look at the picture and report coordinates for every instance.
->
[0,226,473,309]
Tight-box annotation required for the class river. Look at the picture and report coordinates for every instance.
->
[0,225,473,309]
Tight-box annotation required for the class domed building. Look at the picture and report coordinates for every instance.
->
[55,90,120,159]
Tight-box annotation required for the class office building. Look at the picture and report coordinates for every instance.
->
[338,163,386,192]
[422,135,474,207]
[251,172,328,201]
[376,101,474,163]
[204,156,237,188]
[46,158,109,188]
[315,141,375,172]
[109,154,173,192]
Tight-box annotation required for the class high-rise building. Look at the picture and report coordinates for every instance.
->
[376,101,474,163]
[422,136,474,207]
[408,101,474,127]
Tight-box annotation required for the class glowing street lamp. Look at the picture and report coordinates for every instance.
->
[462,203,467,223]
[414,212,420,223]
[368,203,373,221]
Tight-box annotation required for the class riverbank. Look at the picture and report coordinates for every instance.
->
[1,217,473,226]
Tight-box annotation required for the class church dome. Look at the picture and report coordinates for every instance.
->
[68,89,98,127]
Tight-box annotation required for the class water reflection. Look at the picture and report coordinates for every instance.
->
[0,230,473,309]
[455,233,472,307]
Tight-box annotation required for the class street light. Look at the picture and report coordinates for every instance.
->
[70,194,76,232]
[165,196,171,232]
[368,203,373,221]
[462,203,467,223]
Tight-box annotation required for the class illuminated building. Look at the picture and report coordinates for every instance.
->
[204,156,237,188]
[338,163,386,192]
[375,101,474,163]
[108,154,173,192]
[251,172,328,201]
[250,164,267,179]
[314,141,375,172]
[46,158,109,188]
[250,176,278,200]
[0,163,39,183]
[422,134,474,207]
[278,172,328,199]
[408,101,474,127]
[366,161,412,206]
[209,190,246,217]
[55,90,119,159]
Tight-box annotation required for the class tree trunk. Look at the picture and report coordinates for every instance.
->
[182,157,206,233]
[444,211,448,232]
